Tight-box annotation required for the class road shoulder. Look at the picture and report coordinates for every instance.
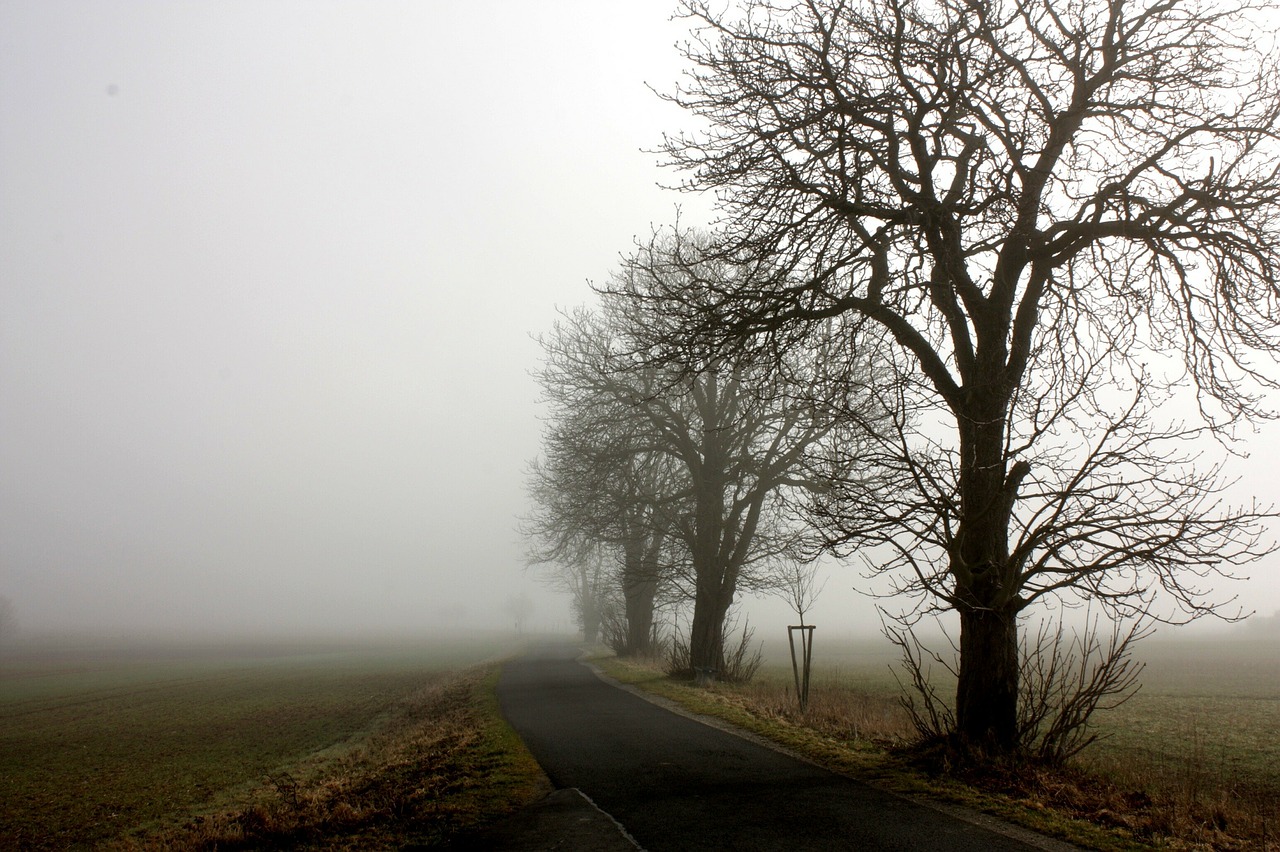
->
[447,787,640,851]
[584,656,1081,852]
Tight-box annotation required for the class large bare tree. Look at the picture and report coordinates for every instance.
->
[641,0,1280,752]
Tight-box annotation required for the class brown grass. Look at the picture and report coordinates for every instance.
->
[1074,727,1280,850]
[900,748,1279,851]
[107,665,547,850]
[712,670,914,746]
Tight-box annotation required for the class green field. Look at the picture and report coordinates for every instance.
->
[0,633,523,850]
[1082,637,1280,802]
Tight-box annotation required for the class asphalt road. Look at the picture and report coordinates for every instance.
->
[493,642,1073,852]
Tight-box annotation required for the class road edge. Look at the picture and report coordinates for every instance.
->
[582,656,1082,852]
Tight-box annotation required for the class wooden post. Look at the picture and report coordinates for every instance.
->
[787,625,815,711]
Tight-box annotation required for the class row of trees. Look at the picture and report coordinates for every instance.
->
[525,241,878,674]
[528,0,1280,761]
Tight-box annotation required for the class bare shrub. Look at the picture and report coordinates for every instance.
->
[665,616,763,683]
[884,619,957,743]
[1018,614,1149,765]
[665,629,692,678]
[720,617,764,683]
[600,596,629,654]
[603,598,669,660]
[887,610,1148,765]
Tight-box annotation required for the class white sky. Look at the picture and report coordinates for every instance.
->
[1,1,1276,640]
[0,1,717,636]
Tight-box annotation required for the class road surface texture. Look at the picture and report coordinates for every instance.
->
[476,642,1077,851]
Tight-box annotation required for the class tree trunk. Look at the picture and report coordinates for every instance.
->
[575,562,602,644]
[623,572,657,656]
[683,371,747,681]
[619,529,662,656]
[951,388,1024,754]
[688,581,732,676]
[956,605,1019,752]
[581,597,601,645]
[688,457,730,675]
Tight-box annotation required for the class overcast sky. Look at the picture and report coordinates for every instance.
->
[0,1,716,636]
[2,1,1277,641]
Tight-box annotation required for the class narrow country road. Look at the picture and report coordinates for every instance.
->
[492,642,1073,851]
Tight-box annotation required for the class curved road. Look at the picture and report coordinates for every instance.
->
[493,642,1073,851]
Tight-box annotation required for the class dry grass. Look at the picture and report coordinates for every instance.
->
[712,668,914,747]
[1070,639,1280,849]
[109,665,547,850]
[1075,724,1280,849]
[894,746,1278,851]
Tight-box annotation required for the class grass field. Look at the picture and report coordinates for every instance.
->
[0,632,539,850]
[1084,637,1280,786]
[1077,637,1280,845]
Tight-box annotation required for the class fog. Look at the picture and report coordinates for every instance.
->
[0,2,701,637]
[2,2,1278,643]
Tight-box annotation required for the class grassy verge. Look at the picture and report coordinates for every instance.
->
[111,664,548,850]
[594,654,1244,851]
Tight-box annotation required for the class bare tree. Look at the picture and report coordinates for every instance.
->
[615,496,672,656]
[526,311,682,656]
[534,235,870,676]
[639,0,1280,753]
[666,361,812,675]
[524,524,614,637]
[542,305,823,674]
[772,560,826,627]
[559,549,610,645]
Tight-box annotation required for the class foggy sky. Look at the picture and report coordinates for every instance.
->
[0,2,712,636]
[2,2,1278,640]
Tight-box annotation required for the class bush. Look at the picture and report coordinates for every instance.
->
[664,617,763,684]
[886,611,1148,765]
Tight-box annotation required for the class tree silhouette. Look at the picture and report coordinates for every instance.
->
[533,235,873,674]
[640,0,1280,752]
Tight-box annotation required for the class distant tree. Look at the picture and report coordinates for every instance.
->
[563,549,609,645]
[526,340,679,656]
[0,595,15,644]
[641,0,1280,754]
[658,356,816,674]
[505,592,534,634]
[535,235,877,675]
